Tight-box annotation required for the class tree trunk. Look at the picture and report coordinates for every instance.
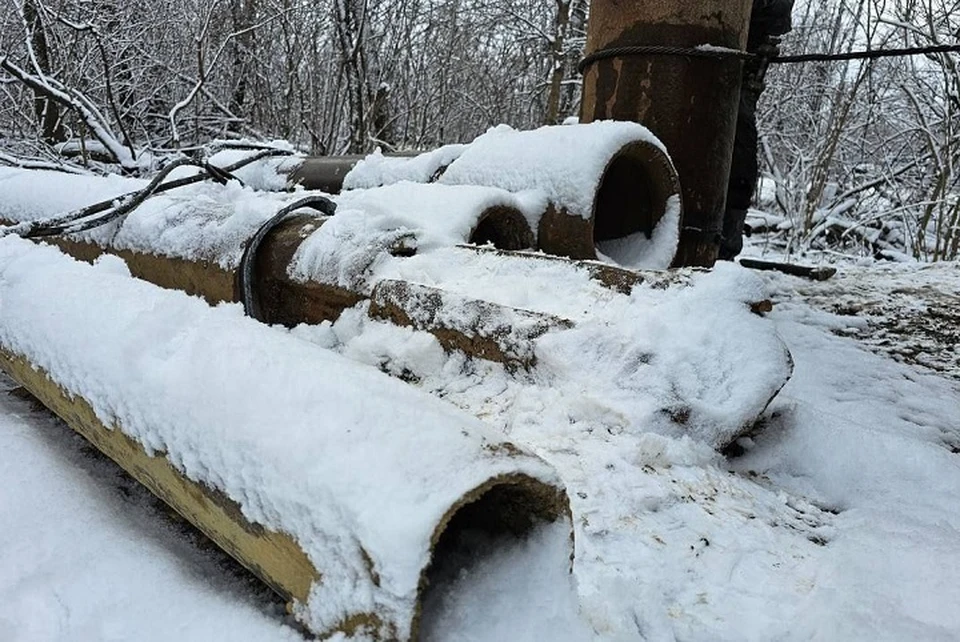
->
[545,0,571,125]
[230,0,257,127]
[22,0,65,144]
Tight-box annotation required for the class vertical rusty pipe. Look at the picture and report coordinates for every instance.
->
[580,0,752,267]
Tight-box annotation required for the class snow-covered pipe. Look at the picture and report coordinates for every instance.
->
[244,122,683,267]
[436,123,682,266]
[0,236,571,640]
[0,169,553,367]
[318,123,683,267]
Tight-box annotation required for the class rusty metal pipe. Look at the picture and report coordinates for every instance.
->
[286,152,421,193]
[579,0,752,267]
[301,136,680,265]
[0,240,571,639]
[2,206,554,370]
[280,135,681,266]
[535,138,680,261]
[287,143,679,263]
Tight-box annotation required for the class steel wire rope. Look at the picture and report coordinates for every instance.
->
[578,42,960,74]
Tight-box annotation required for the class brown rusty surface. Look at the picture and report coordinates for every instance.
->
[247,214,366,326]
[249,208,535,328]
[18,218,555,368]
[47,238,237,305]
[580,0,752,267]
[536,140,681,262]
[0,216,233,306]
[537,204,598,260]
[368,279,574,370]
[286,151,422,193]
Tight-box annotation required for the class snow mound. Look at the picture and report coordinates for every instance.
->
[0,167,145,221]
[439,122,669,221]
[343,145,468,190]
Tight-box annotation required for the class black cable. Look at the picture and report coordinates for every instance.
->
[578,42,960,73]
[10,157,198,238]
[0,147,295,239]
[236,195,337,322]
[578,45,752,72]
[775,43,960,63]
[203,161,243,186]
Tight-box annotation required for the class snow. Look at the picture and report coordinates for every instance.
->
[726,300,960,641]
[760,260,960,380]
[303,261,959,640]
[0,376,302,642]
[595,194,682,270]
[84,180,313,269]
[3,120,682,273]
[439,122,670,221]
[343,145,467,190]
[207,144,303,192]
[2,240,959,639]
[335,182,545,250]
[0,236,564,639]
[0,166,145,220]
[340,122,681,268]
[0,166,318,269]
[2,160,959,640]
[420,521,592,642]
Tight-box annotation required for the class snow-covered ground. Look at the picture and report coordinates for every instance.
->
[1,139,957,640]
[2,255,957,640]
[0,377,301,642]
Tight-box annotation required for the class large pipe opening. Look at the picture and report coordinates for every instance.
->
[593,140,682,266]
[536,139,681,265]
[594,142,674,243]
[415,474,571,638]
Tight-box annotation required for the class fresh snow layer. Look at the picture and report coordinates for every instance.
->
[0,166,313,269]
[343,144,467,190]
[341,122,681,269]
[2,232,958,639]
[300,263,960,641]
[289,183,545,290]
[89,180,312,269]
[2,119,684,277]
[320,243,791,450]
[439,122,671,221]
[595,194,682,270]
[0,236,563,638]
[760,260,960,380]
[207,145,304,192]
[0,166,146,220]
[335,182,544,251]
